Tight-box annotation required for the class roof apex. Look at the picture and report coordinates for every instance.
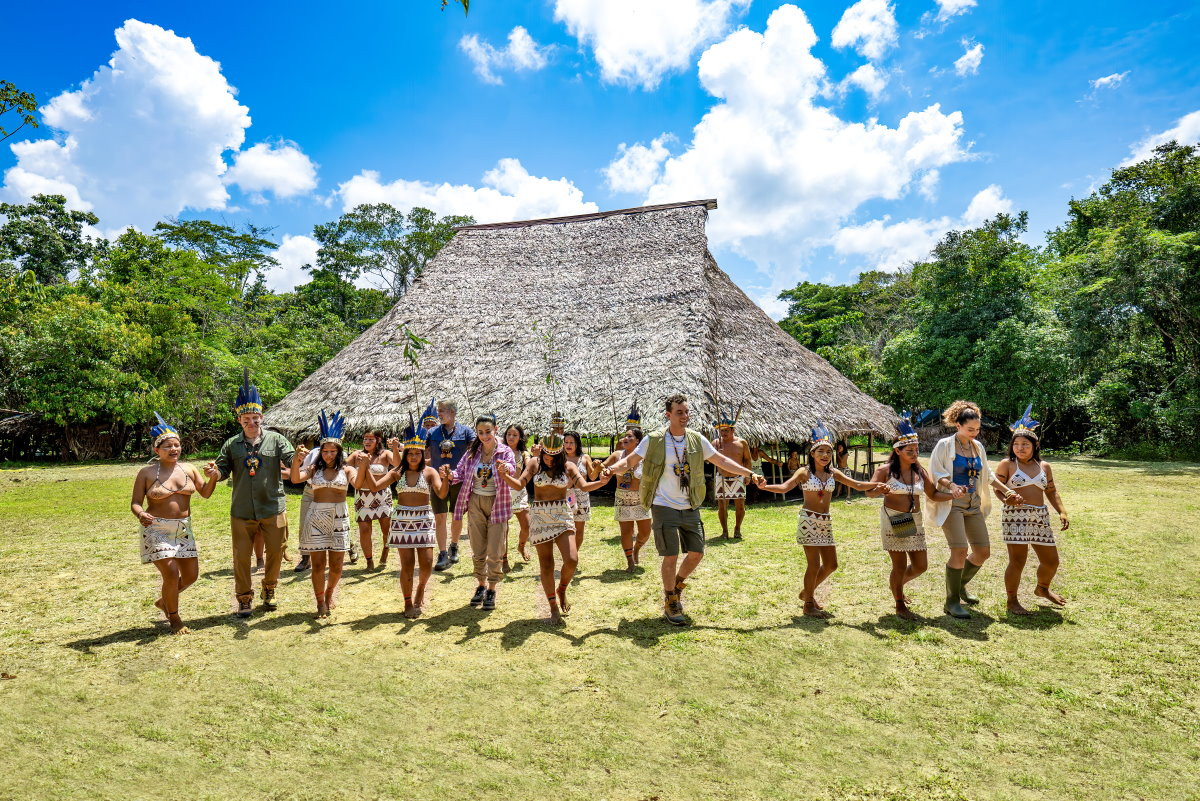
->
[456,198,718,231]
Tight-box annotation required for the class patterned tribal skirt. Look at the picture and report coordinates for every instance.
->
[1001,504,1057,546]
[614,487,651,522]
[879,507,927,552]
[530,499,574,546]
[714,475,747,500]
[511,486,530,513]
[796,509,835,547]
[300,501,351,553]
[140,516,198,563]
[387,504,437,549]
[355,489,393,521]
[569,489,591,522]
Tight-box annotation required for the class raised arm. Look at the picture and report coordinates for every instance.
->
[706,450,754,478]
[191,464,218,499]
[831,467,889,493]
[569,463,609,492]
[289,446,313,484]
[425,466,450,499]
[499,457,536,490]
[758,467,806,494]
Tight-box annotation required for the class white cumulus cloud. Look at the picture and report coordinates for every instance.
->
[1,19,253,230]
[1089,71,1129,91]
[1123,110,1200,166]
[954,40,984,76]
[626,4,968,278]
[841,63,889,98]
[225,140,318,200]
[268,234,320,292]
[831,0,898,62]
[335,157,597,224]
[604,134,675,194]
[933,0,977,22]
[459,26,552,85]
[831,184,1013,271]
[553,0,750,89]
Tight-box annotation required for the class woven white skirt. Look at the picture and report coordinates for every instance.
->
[140,517,198,563]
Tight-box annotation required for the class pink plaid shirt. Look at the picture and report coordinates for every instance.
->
[452,442,517,523]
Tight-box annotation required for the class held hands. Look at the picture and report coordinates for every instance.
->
[530,443,543,457]
[949,483,966,499]
[753,474,767,488]
[496,461,510,477]
[136,510,156,527]
[204,461,221,479]
[870,481,891,494]
[439,464,452,479]
[296,444,310,461]
[1003,490,1024,506]
[387,437,401,449]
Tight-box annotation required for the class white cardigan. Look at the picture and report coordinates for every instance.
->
[927,435,993,526]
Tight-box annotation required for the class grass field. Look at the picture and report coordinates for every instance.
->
[1,457,1198,800]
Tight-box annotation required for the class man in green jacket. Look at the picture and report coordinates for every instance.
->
[205,371,295,618]
[603,394,760,625]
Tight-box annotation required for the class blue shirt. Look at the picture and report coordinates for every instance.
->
[426,422,475,470]
[953,454,982,493]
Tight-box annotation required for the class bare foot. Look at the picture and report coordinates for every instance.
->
[1007,599,1033,616]
[402,601,417,619]
[315,603,328,619]
[154,598,166,614]
[733,529,742,539]
[414,590,426,611]
[556,587,572,616]
[1035,585,1067,606]
[895,601,916,620]
[633,547,642,565]
[625,558,636,574]
[518,542,529,561]
[548,605,564,625]
[803,601,831,619]
[166,613,190,634]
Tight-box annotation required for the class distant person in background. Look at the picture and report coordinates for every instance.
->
[756,422,888,619]
[866,420,950,620]
[833,441,851,499]
[350,429,397,570]
[712,411,752,538]
[131,414,217,634]
[599,402,652,572]
[358,417,449,618]
[993,405,1071,615]
[563,431,596,552]
[929,400,1024,619]
[207,370,295,619]
[502,424,531,568]
[747,444,781,502]
[426,400,475,572]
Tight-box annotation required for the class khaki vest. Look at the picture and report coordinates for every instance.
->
[641,428,707,510]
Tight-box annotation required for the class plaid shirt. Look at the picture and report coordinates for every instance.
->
[452,442,517,523]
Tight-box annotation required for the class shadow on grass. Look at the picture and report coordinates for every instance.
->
[1001,606,1067,629]
[847,609,1000,641]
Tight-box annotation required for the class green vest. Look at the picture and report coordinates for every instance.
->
[640,428,707,510]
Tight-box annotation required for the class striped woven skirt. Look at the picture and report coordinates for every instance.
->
[1001,504,1057,546]
[355,488,393,521]
[386,504,437,549]
[530,499,574,546]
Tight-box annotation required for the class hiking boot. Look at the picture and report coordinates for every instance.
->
[482,589,497,611]
[663,592,687,626]
[434,550,450,572]
[469,585,487,607]
[261,588,277,611]
[236,599,252,619]
[449,543,460,564]
[293,555,310,573]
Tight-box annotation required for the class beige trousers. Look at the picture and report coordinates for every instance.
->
[467,493,508,585]
[231,514,287,603]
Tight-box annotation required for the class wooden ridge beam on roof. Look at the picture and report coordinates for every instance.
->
[456,198,718,231]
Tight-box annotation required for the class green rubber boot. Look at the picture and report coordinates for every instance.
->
[944,566,971,619]
[959,560,982,605]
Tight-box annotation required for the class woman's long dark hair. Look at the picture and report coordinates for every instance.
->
[887,449,930,483]
[504,424,527,454]
[563,431,584,459]
[362,429,385,457]
[1006,433,1042,463]
[538,448,567,481]
[466,416,497,460]
[401,446,427,475]
[317,441,345,471]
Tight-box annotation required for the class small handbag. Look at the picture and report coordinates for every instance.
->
[888,484,918,538]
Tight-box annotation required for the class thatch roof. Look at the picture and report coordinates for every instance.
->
[266,199,899,444]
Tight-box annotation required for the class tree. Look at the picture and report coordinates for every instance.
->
[0,194,104,284]
[0,80,38,143]
[154,219,279,298]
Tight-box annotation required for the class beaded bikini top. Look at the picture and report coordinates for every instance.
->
[308,466,348,489]
[1007,464,1047,489]
[396,469,430,497]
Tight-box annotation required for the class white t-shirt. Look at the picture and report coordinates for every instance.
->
[634,430,717,510]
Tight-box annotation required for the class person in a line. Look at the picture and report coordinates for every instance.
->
[289,410,357,618]
[833,441,851,499]
[357,416,449,618]
[598,402,651,572]
[351,429,396,570]
[865,420,950,619]
[206,370,295,618]
[712,410,752,538]
[425,400,475,572]
[502,424,531,568]
[756,422,888,618]
[603,394,760,626]
[131,414,217,634]
[993,405,1070,615]
[928,400,1025,619]
[500,430,607,623]
[563,431,596,551]
[747,444,781,503]
[443,413,516,611]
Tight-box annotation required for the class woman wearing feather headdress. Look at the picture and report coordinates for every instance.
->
[993,404,1070,615]
[289,410,358,618]
[131,414,218,634]
[598,401,652,572]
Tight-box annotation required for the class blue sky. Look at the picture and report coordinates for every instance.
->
[4,0,1198,315]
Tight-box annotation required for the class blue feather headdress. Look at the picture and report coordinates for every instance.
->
[150,412,180,448]
[402,412,425,451]
[317,409,346,444]
[234,367,263,416]
[1009,403,1040,439]
[625,400,642,429]
[810,419,835,450]
[421,398,439,428]
[893,418,920,449]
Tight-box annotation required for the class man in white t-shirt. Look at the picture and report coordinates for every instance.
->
[604,394,760,625]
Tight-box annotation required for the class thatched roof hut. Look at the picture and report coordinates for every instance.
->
[266,199,898,444]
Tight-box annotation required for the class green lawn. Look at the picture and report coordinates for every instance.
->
[0,457,1197,800]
